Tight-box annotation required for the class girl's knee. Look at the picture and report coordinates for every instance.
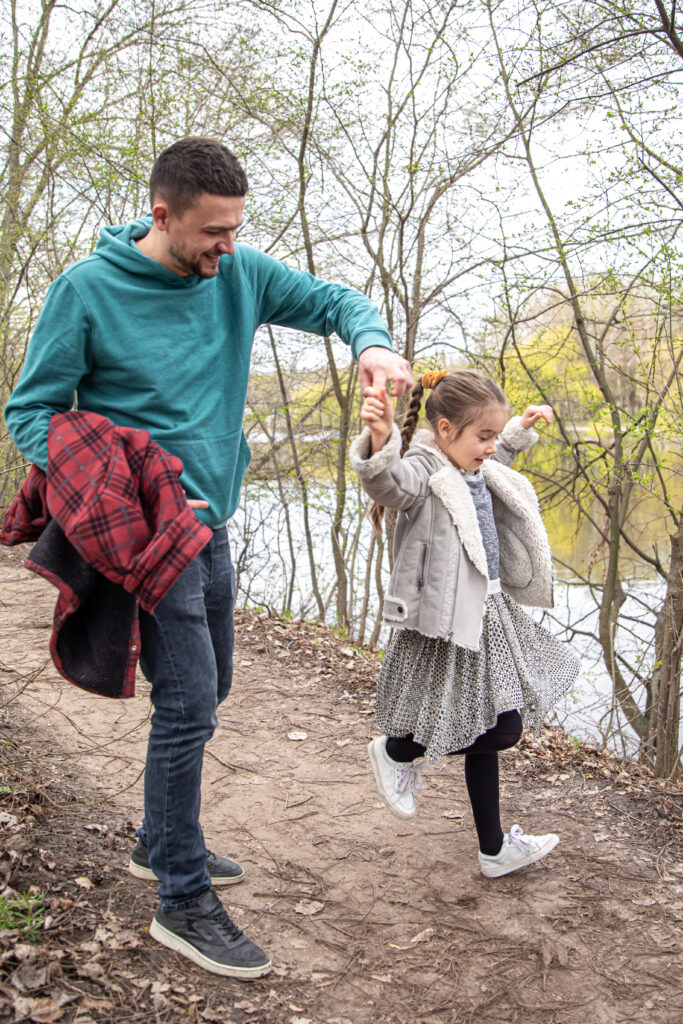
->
[494,710,522,749]
[493,729,521,751]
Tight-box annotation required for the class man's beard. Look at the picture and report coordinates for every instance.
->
[168,244,217,279]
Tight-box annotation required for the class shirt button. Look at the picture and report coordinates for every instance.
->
[130,645,137,652]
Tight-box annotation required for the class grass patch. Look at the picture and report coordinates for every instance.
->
[0,892,45,940]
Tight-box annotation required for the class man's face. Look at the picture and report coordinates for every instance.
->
[161,193,246,278]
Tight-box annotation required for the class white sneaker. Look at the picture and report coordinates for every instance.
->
[367,736,422,819]
[478,824,559,878]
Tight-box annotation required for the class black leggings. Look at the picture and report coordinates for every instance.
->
[385,710,523,856]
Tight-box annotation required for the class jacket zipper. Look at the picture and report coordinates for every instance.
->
[417,543,428,593]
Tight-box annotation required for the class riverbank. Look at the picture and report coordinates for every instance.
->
[1,545,682,1023]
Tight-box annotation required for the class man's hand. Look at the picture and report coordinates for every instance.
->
[520,404,553,429]
[358,346,413,397]
[361,386,395,453]
[184,494,210,510]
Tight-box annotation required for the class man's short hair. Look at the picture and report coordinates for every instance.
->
[149,137,249,213]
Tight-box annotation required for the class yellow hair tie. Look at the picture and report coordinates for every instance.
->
[421,369,448,390]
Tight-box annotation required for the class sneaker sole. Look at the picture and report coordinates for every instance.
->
[367,740,415,820]
[480,834,560,878]
[149,917,272,979]
[128,859,245,886]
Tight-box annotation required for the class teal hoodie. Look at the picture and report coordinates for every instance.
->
[5,215,392,527]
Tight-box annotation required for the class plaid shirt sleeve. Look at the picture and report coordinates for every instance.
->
[0,465,50,545]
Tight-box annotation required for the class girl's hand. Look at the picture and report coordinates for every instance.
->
[520,404,553,429]
[361,386,394,452]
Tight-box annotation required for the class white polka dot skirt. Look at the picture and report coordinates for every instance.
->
[376,592,580,763]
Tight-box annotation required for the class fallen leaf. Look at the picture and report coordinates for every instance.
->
[12,995,63,1023]
[294,900,324,916]
[10,961,48,992]
[76,961,105,982]
[103,926,141,950]
[77,941,100,956]
[410,927,434,944]
[74,877,93,889]
[80,998,114,1011]
[12,944,36,963]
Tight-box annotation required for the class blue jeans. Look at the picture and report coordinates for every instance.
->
[137,527,235,910]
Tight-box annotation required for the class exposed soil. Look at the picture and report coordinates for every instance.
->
[0,542,682,1024]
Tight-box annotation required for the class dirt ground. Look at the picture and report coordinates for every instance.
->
[1,542,682,1024]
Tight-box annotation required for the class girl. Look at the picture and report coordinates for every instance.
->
[350,368,580,878]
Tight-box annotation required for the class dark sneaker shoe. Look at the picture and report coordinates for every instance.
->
[150,888,271,979]
[129,839,245,886]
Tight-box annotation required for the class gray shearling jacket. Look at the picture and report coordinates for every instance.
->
[349,417,554,650]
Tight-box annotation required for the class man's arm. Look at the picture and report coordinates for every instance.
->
[241,247,412,395]
[4,275,92,470]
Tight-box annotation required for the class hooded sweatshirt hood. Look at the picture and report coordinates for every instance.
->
[97,215,203,288]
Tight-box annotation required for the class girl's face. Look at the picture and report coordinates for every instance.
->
[435,405,508,472]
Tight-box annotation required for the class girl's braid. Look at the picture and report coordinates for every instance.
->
[369,378,428,533]
[400,380,425,456]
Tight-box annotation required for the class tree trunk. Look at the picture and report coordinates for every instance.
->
[655,511,683,777]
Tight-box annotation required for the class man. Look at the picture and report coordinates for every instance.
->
[4,137,412,978]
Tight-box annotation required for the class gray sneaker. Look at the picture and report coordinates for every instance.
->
[367,735,423,819]
[150,888,271,979]
[478,824,559,878]
[129,839,245,886]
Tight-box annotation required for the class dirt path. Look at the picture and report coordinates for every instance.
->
[1,543,682,1024]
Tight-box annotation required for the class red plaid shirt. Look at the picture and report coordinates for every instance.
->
[1,411,212,696]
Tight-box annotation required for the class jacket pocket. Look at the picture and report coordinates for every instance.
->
[417,542,428,593]
[384,594,408,622]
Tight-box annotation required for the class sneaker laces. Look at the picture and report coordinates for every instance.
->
[206,901,244,942]
[396,763,423,796]
[508,824,535,853]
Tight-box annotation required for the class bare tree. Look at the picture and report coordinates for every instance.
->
[477,0,683,775]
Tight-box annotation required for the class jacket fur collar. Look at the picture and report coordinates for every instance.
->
[410,429,545,581]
